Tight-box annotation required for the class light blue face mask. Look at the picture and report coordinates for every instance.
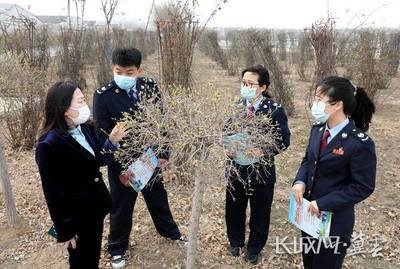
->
[240,86,257,102]
[311,101,330,123]
[114,74,137,90]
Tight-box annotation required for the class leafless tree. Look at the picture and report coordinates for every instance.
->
[155,0,228,90]
[251,30,295,116]
[0,56,47,150]
[155,2,200,90]
[294,30,313,81]
[308,19,337,89]
[57,0,87,89]
[110,84,281,268]
[0,17,50,71]
[93,0,119,86]
[199,30,228,69]
[277,31,288,62]
[101,0,119,36]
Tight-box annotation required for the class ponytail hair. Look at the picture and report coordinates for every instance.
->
[316,76,375,132]
[352,86,375,132]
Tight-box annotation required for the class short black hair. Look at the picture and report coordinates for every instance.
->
[112,48,142,68]
[242,64,272,98]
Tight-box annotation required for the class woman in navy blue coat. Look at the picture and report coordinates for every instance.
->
[36,81,128,269]
[225,65,291,265]
[291,76,376,269]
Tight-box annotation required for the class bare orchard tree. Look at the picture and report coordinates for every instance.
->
[198,30,228,69]
[155,2,200,90]
[357,30,379,100]
[101,0,119,36]
[107,85,282,268]
[307,18,337,104]
[0,55,47,150]
[224,30,243,76]
[57,0,87,89]
[99,0,119,72]
[93,28,112,87]
[385,32,400,76]
[0,16,50,71]
[73,0,86,30]
[250,30,295,116]
[277,31,289,73]
[277,31,288,62]
[155,0,228,90]
[95,0,118,85]
[339,30,399,102]
[294,30,314,81]
[376,31,400,87]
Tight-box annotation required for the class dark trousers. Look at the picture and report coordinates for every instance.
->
[225,165,275,255]
[68,216,104,269]
[301,232,349,269]
[107,167,181,256]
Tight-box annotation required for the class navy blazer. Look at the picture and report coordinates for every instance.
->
[294,120,376,241]
[93,77,169,176]
[228,98,291,184]
[35,123,112,242]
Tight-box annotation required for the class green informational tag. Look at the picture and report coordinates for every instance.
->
[48,225,58,240]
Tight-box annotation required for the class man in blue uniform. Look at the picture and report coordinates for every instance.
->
[93,48,185,269]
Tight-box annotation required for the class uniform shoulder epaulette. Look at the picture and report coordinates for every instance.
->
[262,99,282,112]
[349,127,370,142]
[138,76,157,85]
[313,121,325,127]
[95,81,114,95]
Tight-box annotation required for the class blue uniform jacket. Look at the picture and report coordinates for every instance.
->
[294,120,376,241]
[93,77,168,176]
[228,98,291,184]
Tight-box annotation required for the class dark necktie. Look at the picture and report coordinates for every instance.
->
[320,129,331,154]
[128,89,139,104]
[247,104,255,120]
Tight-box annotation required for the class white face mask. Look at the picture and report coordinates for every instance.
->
[311,101,329,123]
[70,104,90,125]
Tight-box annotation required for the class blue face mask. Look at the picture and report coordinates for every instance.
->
[311,101,330,123]
[240,86,256,101]
[114,74,137,90]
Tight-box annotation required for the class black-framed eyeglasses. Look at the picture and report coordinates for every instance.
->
[241,81,259,89]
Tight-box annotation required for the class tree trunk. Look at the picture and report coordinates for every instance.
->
[67,0,72,30]
[185,162,206,269]
[0,135,19,227]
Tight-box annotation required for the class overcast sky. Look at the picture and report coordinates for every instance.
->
[1,0,399,29]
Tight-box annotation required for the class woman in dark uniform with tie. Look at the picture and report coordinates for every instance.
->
[225,65,291,264]
[291,76,377,269]
[36,81,128,268]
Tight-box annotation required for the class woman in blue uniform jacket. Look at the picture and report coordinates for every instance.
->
[291,76,376,269]
[225,65,291,265]
[35,81,128,269]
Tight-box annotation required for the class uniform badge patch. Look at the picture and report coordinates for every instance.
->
[333,147,345,156]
